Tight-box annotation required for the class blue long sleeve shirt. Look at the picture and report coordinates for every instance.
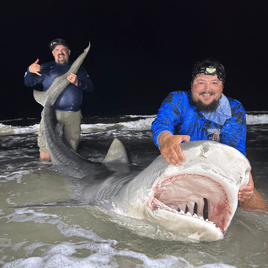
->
[24,61,94,112]
[151,90,247,155]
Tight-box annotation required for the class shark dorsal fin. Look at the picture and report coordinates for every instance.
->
[103,138,129,164]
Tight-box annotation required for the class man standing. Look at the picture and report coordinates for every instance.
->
[151,59,268,211]
[24,38,94,161]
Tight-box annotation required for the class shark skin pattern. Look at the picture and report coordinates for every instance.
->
[33,45,251,242]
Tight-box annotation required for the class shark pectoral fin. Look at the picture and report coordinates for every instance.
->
[33,89,46,107]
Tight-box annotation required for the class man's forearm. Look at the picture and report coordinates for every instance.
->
[158,131,173,149]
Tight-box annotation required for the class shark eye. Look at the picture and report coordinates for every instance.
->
[245,167,250,180]
[240,167,251,184]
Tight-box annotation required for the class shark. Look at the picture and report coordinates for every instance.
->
[32,44,251,242]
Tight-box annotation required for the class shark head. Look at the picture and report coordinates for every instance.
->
[112,140,250,242]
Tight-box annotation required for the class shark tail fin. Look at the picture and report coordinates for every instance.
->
[103,138,129,164]
[33,89,46,107]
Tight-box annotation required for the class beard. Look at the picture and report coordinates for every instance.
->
[195,99,220,112]
[192,92,221,112]
[56,54,69,65]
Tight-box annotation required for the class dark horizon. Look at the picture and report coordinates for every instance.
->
[1,1,268,121]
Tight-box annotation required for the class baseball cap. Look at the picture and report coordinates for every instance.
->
[48,38,69,50]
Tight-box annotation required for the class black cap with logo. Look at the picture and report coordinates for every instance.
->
[48,38,69,50]
[191,59,226,84]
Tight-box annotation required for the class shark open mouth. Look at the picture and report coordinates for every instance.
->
[147,174,232,233]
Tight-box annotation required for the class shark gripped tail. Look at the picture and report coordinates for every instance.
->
[33,43,91,107]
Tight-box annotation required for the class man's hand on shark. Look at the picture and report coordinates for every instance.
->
[238,172,254,202]
[159,132,190,166]
[29,59,42,76]
[67,73,78,86]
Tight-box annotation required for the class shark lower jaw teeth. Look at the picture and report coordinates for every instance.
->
[151,197,208,219]
[149,197,221,232]
[147,174,230,233]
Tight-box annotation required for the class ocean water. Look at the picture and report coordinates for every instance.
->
[0,113,268,268]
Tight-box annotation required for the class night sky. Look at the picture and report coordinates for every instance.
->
[1,0,268,121]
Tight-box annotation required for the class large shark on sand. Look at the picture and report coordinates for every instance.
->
[33,44,252,242]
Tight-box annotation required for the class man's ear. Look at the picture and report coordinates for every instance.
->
[68,50,71,56]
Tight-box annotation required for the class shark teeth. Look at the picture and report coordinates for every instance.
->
[149,197,219,228]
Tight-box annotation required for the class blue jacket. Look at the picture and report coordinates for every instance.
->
[151,90,247,155]
[24,61,94,112]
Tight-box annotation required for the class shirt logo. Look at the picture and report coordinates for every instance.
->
[207,128,221,142]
